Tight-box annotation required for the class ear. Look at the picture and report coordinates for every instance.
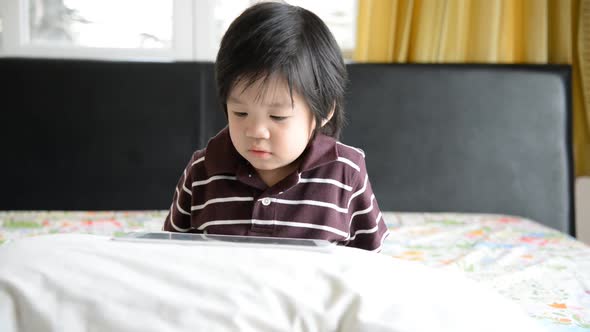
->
[321,103,336,127]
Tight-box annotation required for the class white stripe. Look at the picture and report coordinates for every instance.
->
[197,219,252,230]
[299,177,353,191]
[191,197,254,211]
[376,211,383,224]
[347,175,368,208]
[337,157,360,172]
[371,230,390,252]
[174,187,191,215]
[182,170,192,195]
[336,142,365,158]
[348,212,383,240]
[348,194,375,225]
[268,220,348,238]
[192,175,237,187]
[169,203,191,232]
[197,218,347,238]
[268,198,348,213]
[348,225,379,240]
[191,156,205,167]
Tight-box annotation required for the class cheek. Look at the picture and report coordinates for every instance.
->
[228,121,242,148]
[228,117,243,133]
[286,121,314,150]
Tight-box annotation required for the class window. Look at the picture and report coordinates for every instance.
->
[0,0,192,60]
[29,0,173,49]
[285,0,356,58]
[0,0,357,61]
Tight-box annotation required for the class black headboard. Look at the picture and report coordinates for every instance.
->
[0,59,217,211]
[343,64,574,236]
[0,58,574,235]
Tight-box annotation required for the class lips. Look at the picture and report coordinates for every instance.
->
[248,148,271,157]
[249,147,269,153]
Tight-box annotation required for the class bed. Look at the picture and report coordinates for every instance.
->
[1,59,588,331]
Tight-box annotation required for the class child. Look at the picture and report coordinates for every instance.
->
[163,1,389,251]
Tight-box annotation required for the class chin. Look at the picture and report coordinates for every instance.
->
[249,162,278,171]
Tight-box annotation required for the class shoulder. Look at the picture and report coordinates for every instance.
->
[334,141,368,174]
[181,149,207,178]
[188,148,207,167]
[335,141,366,160]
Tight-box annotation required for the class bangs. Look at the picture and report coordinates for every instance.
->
[230,60,314,109]
[231,72,292,108]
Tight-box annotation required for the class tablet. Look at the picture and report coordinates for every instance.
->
[111,232,335,251]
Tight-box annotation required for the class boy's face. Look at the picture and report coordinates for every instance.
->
[227,76,316,186]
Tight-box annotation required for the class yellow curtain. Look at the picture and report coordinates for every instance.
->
[355,0,590,177]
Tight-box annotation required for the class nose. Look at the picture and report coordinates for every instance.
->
[245,119,270,140]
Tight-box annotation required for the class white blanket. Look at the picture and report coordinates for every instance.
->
[0,234,545,332]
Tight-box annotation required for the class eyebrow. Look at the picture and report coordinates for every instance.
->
[227,96,293,108]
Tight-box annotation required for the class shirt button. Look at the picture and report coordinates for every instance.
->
[261,197,271,206]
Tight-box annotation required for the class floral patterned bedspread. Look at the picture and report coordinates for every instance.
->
[1,211,589,331]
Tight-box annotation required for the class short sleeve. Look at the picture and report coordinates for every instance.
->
[162,152,198,232]
[343,160,390,251]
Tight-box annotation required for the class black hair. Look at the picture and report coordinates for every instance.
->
[215,1,348,139]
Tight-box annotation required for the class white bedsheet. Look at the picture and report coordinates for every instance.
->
[0,234,545,332]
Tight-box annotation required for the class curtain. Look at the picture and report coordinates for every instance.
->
[354,0,590,177]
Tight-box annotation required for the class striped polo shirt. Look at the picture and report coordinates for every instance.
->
[163,127,389,251]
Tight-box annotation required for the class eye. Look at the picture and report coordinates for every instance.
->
[270,115,289,121]
[232,112,247,117]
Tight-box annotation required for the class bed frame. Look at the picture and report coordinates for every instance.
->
[0,58,574,236]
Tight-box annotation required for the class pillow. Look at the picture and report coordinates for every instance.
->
[0,234,544,332]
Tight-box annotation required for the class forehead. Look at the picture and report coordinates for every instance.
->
[229,74,294,104]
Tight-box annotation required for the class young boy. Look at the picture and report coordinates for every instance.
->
[163,2,389,251]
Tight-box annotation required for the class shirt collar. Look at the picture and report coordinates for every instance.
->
[204,127,241,176]
[204,127,339,176]
[298,132,339,172]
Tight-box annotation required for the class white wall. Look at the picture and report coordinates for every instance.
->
[576,177,590,244]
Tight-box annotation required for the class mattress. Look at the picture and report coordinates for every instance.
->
[1,211,588,331]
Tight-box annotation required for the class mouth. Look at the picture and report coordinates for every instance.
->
[248,149,271,157]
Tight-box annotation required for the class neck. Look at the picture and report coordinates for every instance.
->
[257,162,298,187]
